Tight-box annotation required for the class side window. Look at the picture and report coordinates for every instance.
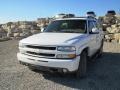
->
[88,21,95,33]
[96,21,102,30]
[93,21,99,29]
[61,22,68,29]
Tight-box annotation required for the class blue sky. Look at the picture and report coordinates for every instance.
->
[0,0,120,23]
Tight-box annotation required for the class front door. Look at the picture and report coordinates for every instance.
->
[88,20,98,56]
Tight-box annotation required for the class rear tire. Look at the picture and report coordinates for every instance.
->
[97,40,104,57]
[75,50,87,78]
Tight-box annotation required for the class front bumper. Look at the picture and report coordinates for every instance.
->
[17,53,80,72]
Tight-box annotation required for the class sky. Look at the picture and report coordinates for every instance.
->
[0,0,120,24]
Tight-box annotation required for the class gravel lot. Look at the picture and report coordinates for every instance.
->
[0,40,120,90]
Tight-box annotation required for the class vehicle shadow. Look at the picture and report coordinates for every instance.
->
[35,52,120,89]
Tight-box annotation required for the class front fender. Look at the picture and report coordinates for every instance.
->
[77,44,89,56]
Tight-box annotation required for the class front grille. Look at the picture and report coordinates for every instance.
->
[27,51,55,57]
[26,45,56,50]
[23,45,56,58]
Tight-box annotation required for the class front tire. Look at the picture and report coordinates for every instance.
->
[75,50,87,78]
[28,66,38,71]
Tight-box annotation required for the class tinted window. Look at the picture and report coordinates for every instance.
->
[44,20,87,33]
[88,21,95,33]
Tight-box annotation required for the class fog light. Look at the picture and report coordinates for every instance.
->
[63,69,68,73]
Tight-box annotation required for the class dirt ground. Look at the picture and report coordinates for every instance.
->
[0,40,120,90]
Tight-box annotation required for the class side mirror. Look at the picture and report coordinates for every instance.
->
[41,27,46,32]
[91,28,99,34]
[41,28,45,32]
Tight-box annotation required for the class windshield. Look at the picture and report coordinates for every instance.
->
[44,20,87,33]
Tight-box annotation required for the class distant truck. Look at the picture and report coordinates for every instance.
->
[55,13,75,19]
[17,13,104,78]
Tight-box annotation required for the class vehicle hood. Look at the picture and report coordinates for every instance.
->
[20,33,87,46]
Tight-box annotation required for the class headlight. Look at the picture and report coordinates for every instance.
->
[19,43,25,48]
[56,54,76,59]
[57,46,76,52]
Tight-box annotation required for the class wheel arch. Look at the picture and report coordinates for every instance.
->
[81,47,89,56]
[78,46,90,56]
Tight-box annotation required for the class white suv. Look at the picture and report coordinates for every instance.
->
[17,16,104,77]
